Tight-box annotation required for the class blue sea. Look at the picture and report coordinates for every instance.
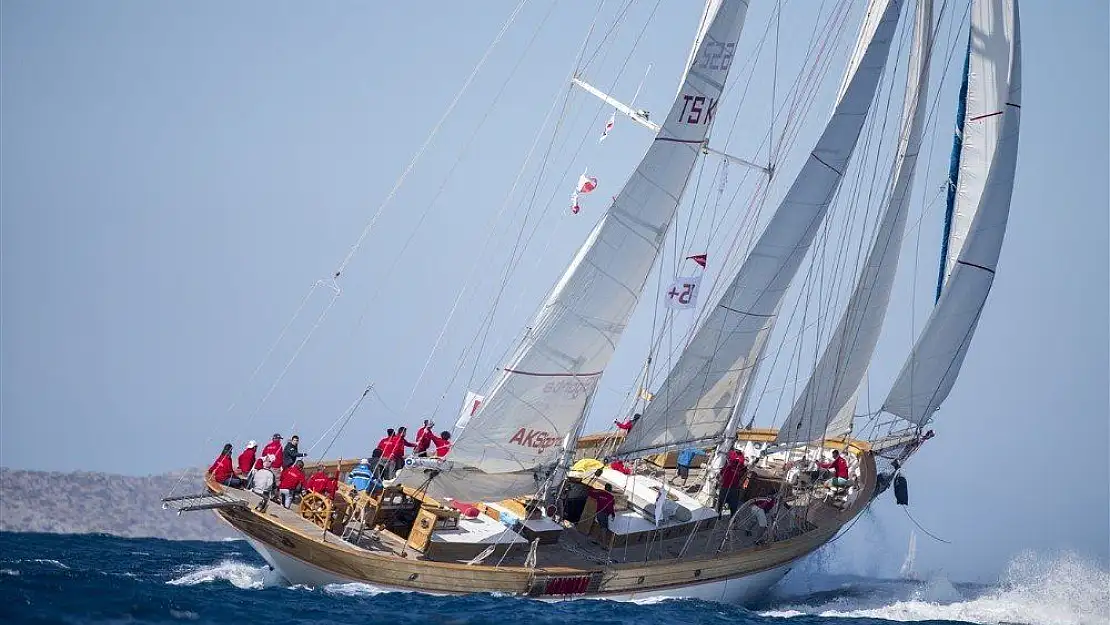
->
[0,532,1105,625]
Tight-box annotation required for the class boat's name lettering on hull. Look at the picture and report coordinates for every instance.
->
[508,428,560,452]
[678,95,717,125]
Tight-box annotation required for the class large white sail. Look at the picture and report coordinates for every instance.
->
[776,0,933,445]
[939,0,1017,285]
[618,0,906,458]
[882,0,1020,424]
[419,0,753,500]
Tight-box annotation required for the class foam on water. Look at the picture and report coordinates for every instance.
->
[763,551,1109,625]
[166,559,282,590]
[323,582,394,597]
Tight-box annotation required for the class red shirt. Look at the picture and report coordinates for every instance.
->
[615,419,634,431]
[279,465,307,490]
[381,434,415,460]
[429,434,451,458]
[236,448,256,474]
[208,454,234,483]
[719,450,746,489]
[589,488,615,516]
[415,426,434,453]
[306,471,336,497]
[609,460,632,475]
[819,455,849,479]
[262,440,284,468]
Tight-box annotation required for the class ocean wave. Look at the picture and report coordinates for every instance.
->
[166,560,281,590]
[322,582,395,597]
[28,558,70,569]
[0,568,19,576]
[762,551,1109,625]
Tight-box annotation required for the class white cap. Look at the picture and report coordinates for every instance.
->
[247,440,257,448]
[360,458,369,465]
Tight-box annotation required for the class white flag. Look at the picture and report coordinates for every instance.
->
[455,391,485,430]
[663,276,701,309]
[599,112,615,143]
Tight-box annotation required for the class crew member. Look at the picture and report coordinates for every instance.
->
[262,434,284,470]
[278,460,308,508]
[208,443,241,487]
[237,440,258,475]
[817,449,850,488]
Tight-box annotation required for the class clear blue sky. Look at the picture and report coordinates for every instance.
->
[2,0,1106,582]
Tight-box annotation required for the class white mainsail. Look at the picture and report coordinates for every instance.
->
[776,0,934,445]
[939,0,1017,285]
[618,0,907,458]
[882,0,1021,424]
[413,0,753,501]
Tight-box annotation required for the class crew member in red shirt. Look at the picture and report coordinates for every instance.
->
[613,413,641,432]
[306,470,337,498]
[414,420,436,457]
[428,430,452,458]
[262,434,284,471]
[209,443,242,487]
[716,448,746,515]
[818,450,850,488]
[588,483,616,534]
[237,440,258,475]
[278,460,307,508]
[380,427,415,479]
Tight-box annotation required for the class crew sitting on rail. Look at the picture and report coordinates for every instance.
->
[209,444,243,488]
[251,456,277,498]
[278,459,308,508]
[613,413,641,432]
[307,469,338,498]
[817,449,850,488]
[237,440,257,475]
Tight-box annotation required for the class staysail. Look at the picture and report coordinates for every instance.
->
[618,0,906,458]
[411,0,753,501]
[882,0,1020,424]
[775,0,934,445]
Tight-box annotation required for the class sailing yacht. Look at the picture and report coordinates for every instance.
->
[165,0,1022,603]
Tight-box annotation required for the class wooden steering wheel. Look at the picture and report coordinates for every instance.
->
[299,492,333,529]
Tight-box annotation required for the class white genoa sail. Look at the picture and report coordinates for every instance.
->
[417,0,754,501]
[882,0,1021,424]
[939,0,1018,285]
[618,0,907,458]
[776,0,934,445]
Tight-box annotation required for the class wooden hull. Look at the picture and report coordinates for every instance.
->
[211,449,877,604]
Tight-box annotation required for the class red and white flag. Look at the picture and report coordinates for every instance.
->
[599,112,616,143]
[685,253,707,268]
[571,171,598,214]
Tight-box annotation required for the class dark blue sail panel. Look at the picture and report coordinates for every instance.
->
[936,36,972,303]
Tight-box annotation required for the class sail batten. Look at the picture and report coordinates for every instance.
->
[618,0,907,459]
[882,0,1021,424]
[776,0,934,445]
[432,1,753,494]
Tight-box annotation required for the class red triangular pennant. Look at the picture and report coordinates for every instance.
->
[686,253,707,268]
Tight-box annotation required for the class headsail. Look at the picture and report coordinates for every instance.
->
[775,0,934,445]
[414,0,754,501]
[937,0,1017,292]
[618,0,907,458]
[882,0,1021,424]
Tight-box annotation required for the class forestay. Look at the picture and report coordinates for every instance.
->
[882,0,1021,425]
[618,0,906,458]
[420,0,753,500]
[776,0,934,445]
[938,0,1017,287]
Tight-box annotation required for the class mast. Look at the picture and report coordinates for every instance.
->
[776,0,935,445]
[400,0,754,503]
[617,0,907,465]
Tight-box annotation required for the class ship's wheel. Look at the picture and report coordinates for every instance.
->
[299,492,333,528]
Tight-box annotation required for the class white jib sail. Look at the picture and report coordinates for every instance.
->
[940,0,1016,284]
[882,0,1021,424]
[618,0,906,458]
[776,0,934,445]
[421,0,753,500]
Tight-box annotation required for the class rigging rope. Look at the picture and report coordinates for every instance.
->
[902,505,952,544]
